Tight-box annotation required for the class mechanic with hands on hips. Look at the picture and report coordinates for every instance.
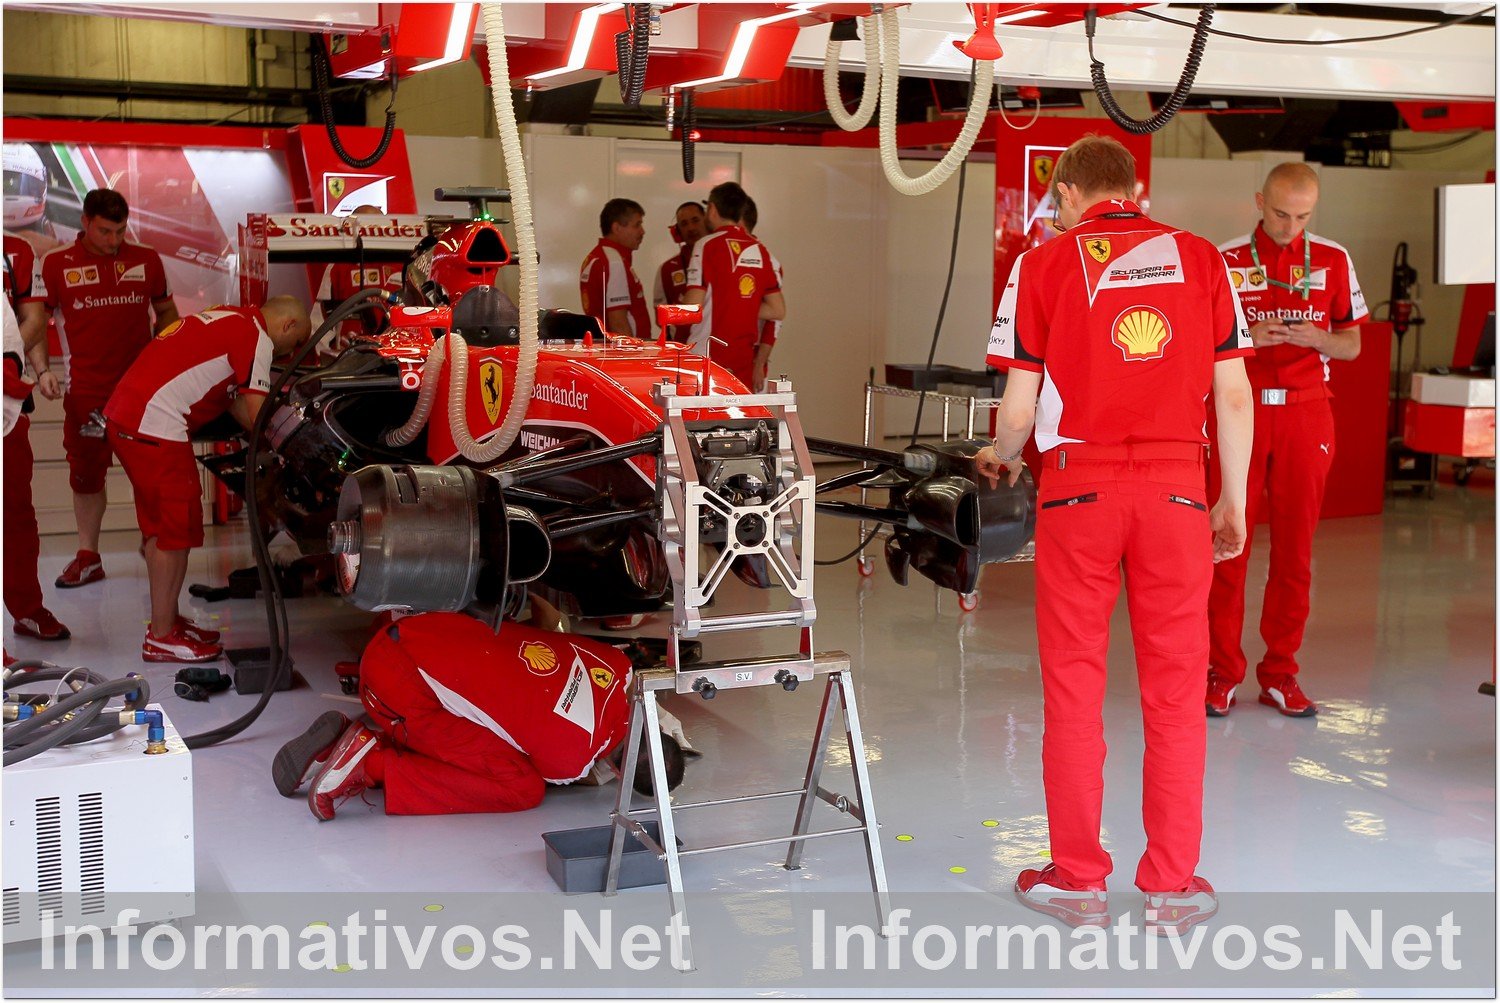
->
[975,135,1255,936]
[18,188,178,590]
[103,297,311,664]
[1207,162,1367,719]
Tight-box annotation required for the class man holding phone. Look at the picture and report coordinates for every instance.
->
[1208,162,1367,718]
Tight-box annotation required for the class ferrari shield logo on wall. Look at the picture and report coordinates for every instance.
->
[1033,155,1054,187]
[1087,238,1112,264]
[478,360,504,423]
[327,177,346,202]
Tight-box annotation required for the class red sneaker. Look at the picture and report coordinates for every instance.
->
[1144,876,1218,936]
[176,616,221,644]
[56,550,104,589]
[13,608,71,641]
[1014,864,1109,927]
[1205,672,1237,717]
[273,711,351,798]
[142,626,223,664]
[1259,675,1318,717]
[308,722,381,821]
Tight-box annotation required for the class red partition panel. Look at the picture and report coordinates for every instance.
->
[1322,321,1392,518]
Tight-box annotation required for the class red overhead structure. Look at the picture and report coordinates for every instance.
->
[328,3,479,80]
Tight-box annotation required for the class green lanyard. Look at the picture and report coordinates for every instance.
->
[1249,235,1313,300]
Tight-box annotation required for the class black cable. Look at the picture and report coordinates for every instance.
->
[815,526,881,567]
[909,59,976,446]
[183,289,390,750]
[1088,5,1214,135]
[4,675,150,766]
[1391,131,1485,154]
[681,89,697,184]
[615,3,652,107]
[1137,5,1494,45]
[311,35,399,170]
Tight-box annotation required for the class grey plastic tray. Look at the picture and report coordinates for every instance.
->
[542,821,680,894]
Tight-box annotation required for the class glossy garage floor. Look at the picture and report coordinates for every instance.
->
[4,481,1494,993]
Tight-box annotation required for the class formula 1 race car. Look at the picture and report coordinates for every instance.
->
[215,190,1036,630]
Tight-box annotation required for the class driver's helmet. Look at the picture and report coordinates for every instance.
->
[3,143,48,230]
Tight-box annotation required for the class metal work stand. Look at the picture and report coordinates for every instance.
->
[603,654,890,972]
[600,378,890,971]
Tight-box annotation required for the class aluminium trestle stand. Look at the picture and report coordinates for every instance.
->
[601,379,891,971]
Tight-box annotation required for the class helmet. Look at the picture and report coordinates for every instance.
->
[3,143,47,230]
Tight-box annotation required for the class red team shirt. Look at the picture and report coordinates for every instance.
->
[1218,226,1367,397]
[314,261,405,349]
[3,235,35,307]
[580,238,651,338]
[987,200,1252,450]
[684,225,781,386]
[104,306,272,443]
[654,249,692,341]
[28,237,170,400]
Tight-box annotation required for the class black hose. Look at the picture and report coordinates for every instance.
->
[311,34,399,170]
[909,60,975,445]
[4,676,150,766]
[615,4,651,107]
[184,288,391,750]
[1086,4,1214,135]
[680,89,697,184]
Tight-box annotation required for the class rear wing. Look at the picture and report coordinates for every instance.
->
[237,213,429,306]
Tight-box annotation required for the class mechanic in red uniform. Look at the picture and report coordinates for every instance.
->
[270,612,680,820]
[580,198,652,339]
[740,197,784,393]
[653,201,707,343]
[977,136,1254,934]
[103,297,311,663]
[311,205,404,359]
[3,241,69,644]
[682,182,786,391]
[18,189,178,589]
[1207,163,1367,719]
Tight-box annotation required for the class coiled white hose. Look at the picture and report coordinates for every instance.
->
[382,335,446,446]
[822,15,880,131]
[462,2,536,463]
[876,8,995,197]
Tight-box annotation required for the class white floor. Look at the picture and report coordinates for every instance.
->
[4,483,1494,995]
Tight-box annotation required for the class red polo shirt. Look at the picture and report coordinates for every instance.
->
[684,226,781,386]
[987,199,1252,451]
[1218,225,1367,395]
[27,237,172,400]
[580,238,651,338]
[104,306,271,443]
[654,247,692,342]
[3,235,34,308]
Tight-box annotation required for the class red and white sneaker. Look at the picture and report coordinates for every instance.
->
[1259,675,1318,717]
[1144,876,1218,936]
[142,626,223,664]
[56,550,104,589]
[176,616,221,644]
[1205,672,1237,717]
[273,711,352,797]
[308,722,381,821]
[13,608,71,641]
[1014,864,1109,927]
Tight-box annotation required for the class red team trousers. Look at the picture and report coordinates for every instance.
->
[1207,398,1335,686]
[1034,443,1211,894]
[358,627,546,816]
[3,415,43,618]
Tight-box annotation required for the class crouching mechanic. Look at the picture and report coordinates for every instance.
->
[103,296,312,662]
[272,612,685,820]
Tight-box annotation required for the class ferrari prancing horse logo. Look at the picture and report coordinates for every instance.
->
[1086,238,1112,264]
[478,360,504,423]
[1033,156,1054,187]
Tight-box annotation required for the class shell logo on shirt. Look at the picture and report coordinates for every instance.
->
[1230,270,1244,288]
[519,640,559,675]
[738,274,756,298]
[64,266,100,288]
[671,269,685,286]
[1112,306,1173,362]
[155,319,185,339]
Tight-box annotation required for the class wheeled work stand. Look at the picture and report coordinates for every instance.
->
[602,379,891,971]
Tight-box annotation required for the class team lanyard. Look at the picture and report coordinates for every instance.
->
[1249,233,1313,300]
